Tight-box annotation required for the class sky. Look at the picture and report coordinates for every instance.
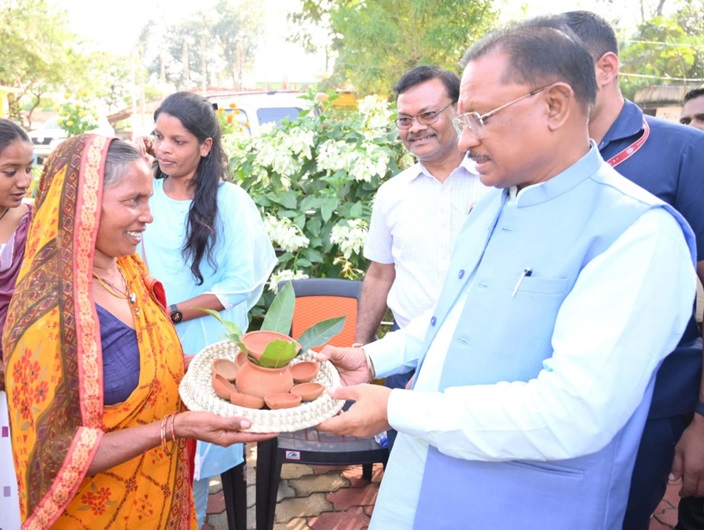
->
[62,0,632,54]
[61,0,216,55]
[60,0,329,84]
[58,0,657,84]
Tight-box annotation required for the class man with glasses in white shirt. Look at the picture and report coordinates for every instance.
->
[355,67,488,450]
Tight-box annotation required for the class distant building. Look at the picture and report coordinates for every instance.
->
[634,85,688,122]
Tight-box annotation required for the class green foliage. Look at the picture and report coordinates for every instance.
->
[55,94,100,136]
[203,279,347,366]
[260,282,295,334]
[258,339,298,368]
[259,281,347,357]
[137,0,264,90]
[620,8,704,98]
[297,316,345,353]
[290,0,498,95]
[215,103,250,141]
[0,0,143,127]
[195,307,243,343]
[228,91,413,316]
[212,0,264,88]
[0,0,78,125]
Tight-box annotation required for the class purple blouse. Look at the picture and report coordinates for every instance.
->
[0,206,32,361]
[96,304,140,406]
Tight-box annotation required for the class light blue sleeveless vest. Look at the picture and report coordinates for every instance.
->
[412,148,695,530]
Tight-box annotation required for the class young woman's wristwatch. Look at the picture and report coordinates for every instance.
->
[170,304,183,323]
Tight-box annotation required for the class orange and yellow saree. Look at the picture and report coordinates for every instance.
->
[2,135,196,529]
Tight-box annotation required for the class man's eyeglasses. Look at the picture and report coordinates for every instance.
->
[453,85,550,140]
[394,102,454,130]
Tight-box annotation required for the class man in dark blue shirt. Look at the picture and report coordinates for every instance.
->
[562,11,704,530]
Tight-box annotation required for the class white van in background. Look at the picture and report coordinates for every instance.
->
[206,91,311,136]
[30,117,115,163]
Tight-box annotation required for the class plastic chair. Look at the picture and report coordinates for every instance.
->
[255,278,389,530]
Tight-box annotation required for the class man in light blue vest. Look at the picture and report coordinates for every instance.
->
[317,21,697,529]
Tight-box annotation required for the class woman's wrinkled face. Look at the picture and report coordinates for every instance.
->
[95,158,154,259]
[0,139,33,209]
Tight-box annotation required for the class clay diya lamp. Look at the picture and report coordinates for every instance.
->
[264,392,302,410]
[290,361,319,384]
[235,360,295,399]
[234,349,248,368]
[291,382,325,402]
[240,330,300,363]
[211,358,239,382]
[229,390,265,409]
[212,373,237,400]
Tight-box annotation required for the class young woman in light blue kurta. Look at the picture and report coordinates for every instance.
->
[139,92,276,528]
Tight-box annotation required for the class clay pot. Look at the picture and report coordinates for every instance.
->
[235,356,294,399]
[240,330,300,363]
[264,392,302,410]
[212,358,239,382]
[291,382,325,402]
[230,391,265,409]
[290,361,319,384]
[234,349,248,368]
[212,373,237,400]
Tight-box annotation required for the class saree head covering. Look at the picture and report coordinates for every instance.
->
[3,134,196,529]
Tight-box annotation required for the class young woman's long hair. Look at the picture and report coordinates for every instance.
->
[154,92,228,285]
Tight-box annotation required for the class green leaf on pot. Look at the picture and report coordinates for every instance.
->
[261,282,294,334]
[297,316,346,352]
[258,339,298,368]
[194,306,242,342]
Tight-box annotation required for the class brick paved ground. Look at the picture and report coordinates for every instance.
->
[203,443,681,530]
[203,443,380,530]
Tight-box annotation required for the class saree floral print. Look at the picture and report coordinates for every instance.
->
[2,135,196,529]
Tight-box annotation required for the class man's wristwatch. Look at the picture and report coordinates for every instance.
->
[170,304,183,323]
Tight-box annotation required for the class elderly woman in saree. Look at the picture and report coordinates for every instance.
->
[2,134,273,529]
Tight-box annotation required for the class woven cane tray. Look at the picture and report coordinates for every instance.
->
[179,340,345,433]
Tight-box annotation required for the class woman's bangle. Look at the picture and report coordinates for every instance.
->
[169,413,177,443]
[161,413,176,456]
[363,349,376,383]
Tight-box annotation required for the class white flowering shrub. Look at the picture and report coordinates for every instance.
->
[227,90,412,316]
[267,269,310,293]
[263,215,310,253]
[330,219,368,259]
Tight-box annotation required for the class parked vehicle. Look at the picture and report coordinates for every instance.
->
[29,117,115,162]
[206,91,311,136]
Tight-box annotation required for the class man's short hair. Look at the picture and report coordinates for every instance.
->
[460,23,597,114]
[393,66,460,103]
[684,87,704,103]
[559,11,619,62]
